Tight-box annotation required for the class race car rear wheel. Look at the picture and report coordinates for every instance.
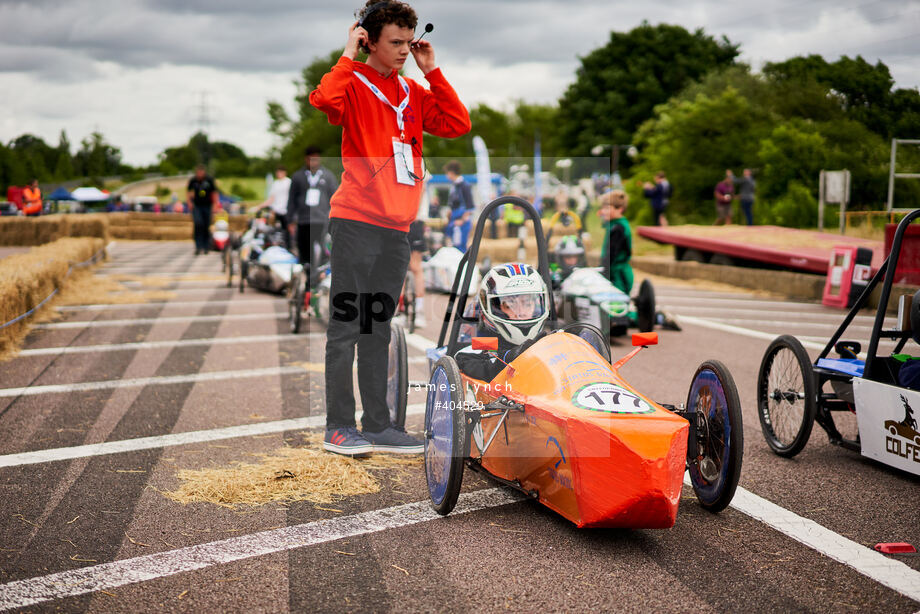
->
[224,245,234,287]
[687,359,743,513]
[757,335,816,457]
[387,320,408,430]
[425,356,466,516]
[635,279,655,333]
[288,272,304,335]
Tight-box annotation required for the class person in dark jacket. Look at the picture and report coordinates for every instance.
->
[444,160,475,253]
[641,171,670,226]
[287,146,338,284]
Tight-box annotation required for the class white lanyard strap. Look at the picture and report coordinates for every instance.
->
[354,71,411,139]
[306,170,321,187]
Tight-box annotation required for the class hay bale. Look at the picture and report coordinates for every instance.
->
[0,237,105,358]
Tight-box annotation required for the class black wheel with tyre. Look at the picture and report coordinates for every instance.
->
[635,279,655,333]
[224,246,234,286]
[387,320,408,430]
[404,272,417,334]
[686,359,744,513]
[424,356,466,515]
[757,335,816,457]
[288,271,304,334]
[681,248,708,263]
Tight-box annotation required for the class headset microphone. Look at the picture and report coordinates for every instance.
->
[413,23,434,45]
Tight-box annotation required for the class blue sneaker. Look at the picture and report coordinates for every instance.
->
[363,426,424,454]
[323,427,372,456]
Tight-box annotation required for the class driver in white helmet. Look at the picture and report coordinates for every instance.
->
[455,263,550,382]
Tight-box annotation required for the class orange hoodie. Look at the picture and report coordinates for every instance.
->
[310,57,471,232]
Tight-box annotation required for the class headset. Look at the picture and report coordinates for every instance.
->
[354,2,434,47]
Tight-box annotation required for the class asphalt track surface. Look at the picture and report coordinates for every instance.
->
[1,241,918,613]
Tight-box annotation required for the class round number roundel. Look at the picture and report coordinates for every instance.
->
[572,382,653,414]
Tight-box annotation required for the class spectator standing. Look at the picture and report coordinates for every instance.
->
[714,169,735,225]
[22,179,42,216]
[599,190,633,295]
[734,168,756,226]
[187,165,219,254]
[287,146,337,283]
[261,166,292,248]
[641,171,670,226]
[310,0,471,455]
[444,160,474,253]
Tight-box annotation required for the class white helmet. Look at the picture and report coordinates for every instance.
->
[214,219,229,231]
[478,263,549,345]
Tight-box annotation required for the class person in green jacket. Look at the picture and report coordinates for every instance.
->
[599,189,633,295]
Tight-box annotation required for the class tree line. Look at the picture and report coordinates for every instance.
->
[0,130,271,193]
[267,22,920,226]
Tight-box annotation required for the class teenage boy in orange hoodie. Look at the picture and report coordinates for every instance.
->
[311,0,471,455]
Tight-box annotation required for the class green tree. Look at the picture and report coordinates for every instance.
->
[52,130,74,180]
[74,131,123,180]
[557,22,739,156]
[632,83,771,219]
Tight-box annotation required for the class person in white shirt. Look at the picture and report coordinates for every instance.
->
[261,166,292,248]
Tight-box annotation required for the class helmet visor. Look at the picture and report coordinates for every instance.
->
[492,293,545,321]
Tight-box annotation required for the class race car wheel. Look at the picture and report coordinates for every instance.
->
[387,320,409,430]
[403,272,417,334]
[635,279,655,333]
[288,274,304,335]
[425,356,466,516]
[239,261,247,293]
[686,359,743,513]
[757,335,816,457]
[560,323,612,364]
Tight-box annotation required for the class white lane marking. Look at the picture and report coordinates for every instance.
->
[678,315,827,352]
[19,333,322,357]
[34,312,284,329]
[683,476,920,604]
[661,303,883,323]
[0,488,522,611]
[0,366,307,398]
[655,294,828,308]
[58,299,281,312]
[405,331,436,354]
[694,318,877,331]
[0,404,426,468]
[110,278,225,285]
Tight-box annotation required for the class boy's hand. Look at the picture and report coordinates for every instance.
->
[344,21,367,59]
[410,39,436,74]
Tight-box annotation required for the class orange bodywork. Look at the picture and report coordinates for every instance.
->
[464,332,689,529]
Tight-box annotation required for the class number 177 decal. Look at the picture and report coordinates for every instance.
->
[572,382,654,414]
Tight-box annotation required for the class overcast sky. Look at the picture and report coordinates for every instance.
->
[1,0,918,166]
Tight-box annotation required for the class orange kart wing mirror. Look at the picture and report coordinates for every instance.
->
[632,332,658,347]
[613,332,659,370]
[472,337,499,351]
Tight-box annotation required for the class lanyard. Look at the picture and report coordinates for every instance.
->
[306,170,321,187]
[354,71,411,140]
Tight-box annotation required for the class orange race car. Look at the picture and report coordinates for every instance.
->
[423,197,744,528]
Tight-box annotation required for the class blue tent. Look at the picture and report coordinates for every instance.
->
[47,187,75,200]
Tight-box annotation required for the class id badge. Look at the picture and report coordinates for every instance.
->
[392,138,415,186]
[306,188,320,207]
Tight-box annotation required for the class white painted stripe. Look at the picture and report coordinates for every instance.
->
[684,475,920,604]
[655,294,827,308]
[58,299,280,312]
[405,331,437,354]
[0,366,305,398]
[0,488,522,611]
[0,403,426,468]
[34,312,284,329]
[662,303,883,323]
[19,333,323,357]
[696,318,877,331]
[678,315,827,352]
